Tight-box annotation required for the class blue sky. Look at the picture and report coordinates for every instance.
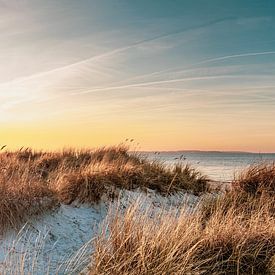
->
[1,0,275,151]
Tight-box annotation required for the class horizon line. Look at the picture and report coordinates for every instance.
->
[1,145,274,154]
[137,149,275,154]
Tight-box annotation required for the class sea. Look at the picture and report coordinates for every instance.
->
[143,151,275,182]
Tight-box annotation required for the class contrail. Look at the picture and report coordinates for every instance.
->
[125,51,275,82]
[99,50,275,89]
[197,51,275,65]
[0,16,237,87]
[71,75,242,95]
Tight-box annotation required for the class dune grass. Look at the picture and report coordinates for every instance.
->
[232,162,275,196]
[90,163,275,275]
[0,145,208,234]
[1,145,274,274]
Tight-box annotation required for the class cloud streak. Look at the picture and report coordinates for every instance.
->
[70,75,253,95]
[0,16,239,86]
[197,51,275,65]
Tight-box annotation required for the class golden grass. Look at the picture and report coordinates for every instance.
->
[2,145,274,274]
[90,163,275,275]
[0,153,57,234]
[91,197,275,275]
[232,162,275,196]
[201,162,275,221]
[0,145,208,234]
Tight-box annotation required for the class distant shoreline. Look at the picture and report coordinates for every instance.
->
[137,150,275,154]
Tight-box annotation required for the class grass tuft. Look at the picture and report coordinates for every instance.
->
[232,162,275,197]
[90,162,275,275]
[0,145,208,233]
[91,193,275,275]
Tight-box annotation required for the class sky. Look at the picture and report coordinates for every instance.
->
[1,0,275,152]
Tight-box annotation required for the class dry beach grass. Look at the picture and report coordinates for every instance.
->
[90,163,275,275]
[91,198,274,275]
[0,145,208,234]
[0,146,274,274]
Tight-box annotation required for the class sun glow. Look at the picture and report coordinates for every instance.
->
[1,1,275,152]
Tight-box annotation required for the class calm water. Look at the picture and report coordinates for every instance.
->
[143,151,275,182]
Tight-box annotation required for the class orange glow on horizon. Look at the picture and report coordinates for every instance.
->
[1,120,275,153]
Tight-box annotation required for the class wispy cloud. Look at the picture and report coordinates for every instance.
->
[1,0,275,151]
[196,51,275,65]
[70,75,250,95]
[0,15,240,86]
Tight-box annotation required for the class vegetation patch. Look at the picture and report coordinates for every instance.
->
[0,146,208,233]
[90,163,275,275]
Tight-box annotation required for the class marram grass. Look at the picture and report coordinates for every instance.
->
[0,146,274,274]
[0,145,208,234]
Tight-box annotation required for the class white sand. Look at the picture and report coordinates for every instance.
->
[0,189,201,274]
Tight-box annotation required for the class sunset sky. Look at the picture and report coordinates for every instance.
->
[1,0,275,152]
